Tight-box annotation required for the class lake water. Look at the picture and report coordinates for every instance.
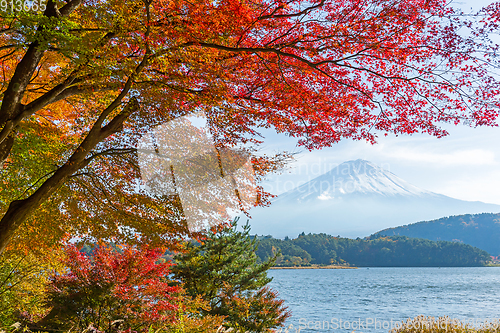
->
[267,267,500,332]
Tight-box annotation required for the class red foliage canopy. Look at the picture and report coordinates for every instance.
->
[0,0,499,252]
[43,244,179,330]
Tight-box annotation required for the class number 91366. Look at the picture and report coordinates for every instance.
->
[1,0,47,12]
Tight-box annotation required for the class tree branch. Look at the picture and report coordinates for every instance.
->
[259,0,325,20]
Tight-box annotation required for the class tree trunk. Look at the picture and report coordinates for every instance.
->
[0,134,14,165]
[0,97,139,254]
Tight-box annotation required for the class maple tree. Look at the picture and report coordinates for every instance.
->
[34,244,184,332]
[1,0,500,253]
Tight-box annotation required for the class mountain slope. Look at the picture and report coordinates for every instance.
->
[247,159,500,238]
[273,159,432,202]
[374,213,500,256]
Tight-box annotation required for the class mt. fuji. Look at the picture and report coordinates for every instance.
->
[246,159,500,238]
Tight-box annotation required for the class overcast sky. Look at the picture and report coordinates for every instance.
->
[256,0,500,206]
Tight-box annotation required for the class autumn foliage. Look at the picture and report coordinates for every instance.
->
[0,249,67,326]
[1,0,500,254]
[2,0,500,330]
[39,244,180,332]
[18,235,282,333]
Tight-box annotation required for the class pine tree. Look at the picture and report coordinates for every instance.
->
[172,219,290,332]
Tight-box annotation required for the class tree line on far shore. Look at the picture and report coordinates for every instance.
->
[255,232,491,267]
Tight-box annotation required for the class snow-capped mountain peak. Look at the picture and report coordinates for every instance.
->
[278,159,432,203]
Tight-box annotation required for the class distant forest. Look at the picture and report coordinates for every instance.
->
[375,213,500,256]
[255,233,491,267]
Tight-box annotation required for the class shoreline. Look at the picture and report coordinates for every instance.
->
[270,265,358,269]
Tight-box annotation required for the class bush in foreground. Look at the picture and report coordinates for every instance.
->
[0,221,289,332]
[32,244,222,333]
